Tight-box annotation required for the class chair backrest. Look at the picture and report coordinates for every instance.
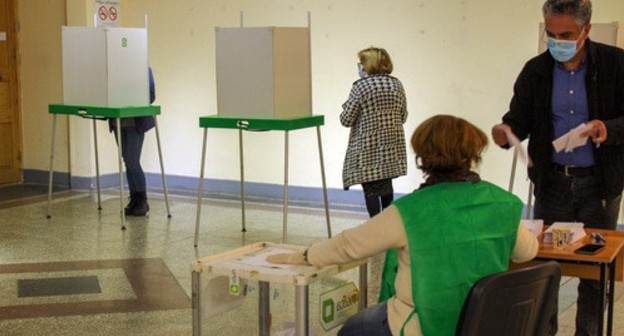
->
[456,261,561,336]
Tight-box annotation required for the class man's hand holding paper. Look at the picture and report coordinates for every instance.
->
[492,124,532,166]
[552,123,593,153]
[582,119,607,146]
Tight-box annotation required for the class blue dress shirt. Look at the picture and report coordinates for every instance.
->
[551,60,594,167]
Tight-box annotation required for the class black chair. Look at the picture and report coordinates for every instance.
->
[456,261,561,336]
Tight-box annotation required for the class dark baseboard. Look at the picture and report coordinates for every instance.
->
[23,169,373,210]
[24,169,624,227]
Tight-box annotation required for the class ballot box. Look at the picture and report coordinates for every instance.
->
[215,27,312,119]
[191,242,368,336]
[62,26,149,107]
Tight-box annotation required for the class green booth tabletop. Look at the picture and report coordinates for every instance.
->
[49,104,161,118]
[199,115,324,131]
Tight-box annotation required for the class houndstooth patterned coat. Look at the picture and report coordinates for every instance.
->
[341,75,408,189]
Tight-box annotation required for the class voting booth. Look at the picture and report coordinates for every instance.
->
[62,26,149,107]
[192,242,367,336]
[215,27,312,119]
[48,25,171,229]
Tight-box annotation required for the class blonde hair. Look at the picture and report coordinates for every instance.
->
[411,115,488,175]
[358,47,393,75]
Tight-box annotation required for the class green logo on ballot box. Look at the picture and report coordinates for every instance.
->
[319,282,359,331]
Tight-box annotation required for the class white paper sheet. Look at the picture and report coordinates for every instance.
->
[552,123,592,153]
[500,126,532,167]
[543,222,586,244]
[238,247,299,269]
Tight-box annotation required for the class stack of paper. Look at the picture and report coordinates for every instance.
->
[543,222,586,244]
[521,219,544,236]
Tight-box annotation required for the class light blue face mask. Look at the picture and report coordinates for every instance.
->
[547,38,578,62]
[546,28,586,63]
[357,63,367,79]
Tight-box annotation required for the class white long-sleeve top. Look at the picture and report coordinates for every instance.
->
[307,205,539,335]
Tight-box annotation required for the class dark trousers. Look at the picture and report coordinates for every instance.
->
[534,170,620,336]
[338,301,392,336]
[362,178,394,217]
[114,128,146,193]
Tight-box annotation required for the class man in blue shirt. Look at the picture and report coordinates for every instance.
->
[492,1,624,335]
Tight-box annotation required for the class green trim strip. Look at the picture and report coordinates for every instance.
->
[49,104,161,118]
[199,115,324,131]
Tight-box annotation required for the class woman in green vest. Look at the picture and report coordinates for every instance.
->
[268,115,539,336]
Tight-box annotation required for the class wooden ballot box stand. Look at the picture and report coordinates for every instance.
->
[192,242,368,336]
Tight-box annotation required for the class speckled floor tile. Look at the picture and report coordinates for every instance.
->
[0,189,622,335]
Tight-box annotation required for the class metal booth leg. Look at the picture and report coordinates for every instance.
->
[154,116,172,218]
[46,114,58,218]
[283,131,290,243]
[116,119,126,230]
[316,126,332,238]
[92,119,102,210]
[239,128,247,232]
[194,129,208,247]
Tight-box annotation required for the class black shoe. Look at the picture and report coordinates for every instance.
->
[131,192,149,217]
[124,192,138,216]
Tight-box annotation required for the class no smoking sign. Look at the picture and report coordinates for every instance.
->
[95,0,121,27]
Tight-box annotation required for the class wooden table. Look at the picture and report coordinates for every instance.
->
[47,104,171,229]
[510,228,624,336]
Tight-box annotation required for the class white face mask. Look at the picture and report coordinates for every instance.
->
[357,63,367,79]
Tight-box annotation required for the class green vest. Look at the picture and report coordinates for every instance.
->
[380,181,522,336]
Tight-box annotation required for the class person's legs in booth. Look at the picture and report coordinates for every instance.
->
[120,127,149,216]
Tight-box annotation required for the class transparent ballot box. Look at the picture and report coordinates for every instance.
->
[191,242,368,336]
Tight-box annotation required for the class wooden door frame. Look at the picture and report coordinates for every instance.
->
[0,0,22,184]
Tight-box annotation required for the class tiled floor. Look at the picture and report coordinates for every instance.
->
[0,184,623,335]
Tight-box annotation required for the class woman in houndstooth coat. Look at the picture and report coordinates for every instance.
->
[341,47,408,217]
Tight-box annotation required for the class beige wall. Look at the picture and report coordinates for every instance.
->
[18,0,66,175]
[17,1,624,199]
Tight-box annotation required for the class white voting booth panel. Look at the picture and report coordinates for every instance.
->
[215,27,312,119]
[62,26,149,107]
[193,242,365,336]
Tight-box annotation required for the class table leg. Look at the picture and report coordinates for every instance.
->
[192,271,202,336]
[359,263,368,310]
[295,285,309,336]
[239,129,246,232]
[116,119,126,230]
[607,259,616,336]
[92,119,102,210]
[316,126,332,238]
[598,263,606,336]
[194,129,208,247]
[154,117,172,218]
[46,114,58,219]
[259,281,271,336]
[283,131,289,243]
